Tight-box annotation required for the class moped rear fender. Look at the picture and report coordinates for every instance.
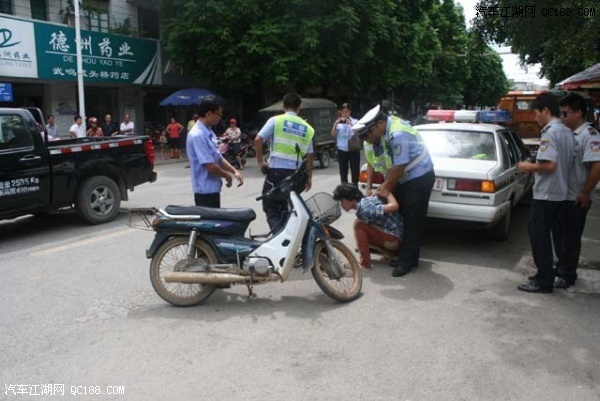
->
[301,220,328,272]
[146,230,186,258]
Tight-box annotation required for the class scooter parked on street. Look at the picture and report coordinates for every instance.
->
[130,154,362,307]
[217,134,248,169]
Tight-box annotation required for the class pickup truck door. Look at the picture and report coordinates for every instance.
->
[0,112,49,213]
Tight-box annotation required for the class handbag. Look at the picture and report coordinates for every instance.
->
[347,133,363,152]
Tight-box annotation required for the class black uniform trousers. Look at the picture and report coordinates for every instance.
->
[262,168,295,232]
[337,149,361,185]
[194,192,220,208]
[552,200,590,282]
[392,170,435,269]
[528,200,562,287]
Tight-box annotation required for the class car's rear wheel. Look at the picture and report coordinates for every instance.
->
[487,207,511,241]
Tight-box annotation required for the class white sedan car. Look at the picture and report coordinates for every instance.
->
[359,122,533,241]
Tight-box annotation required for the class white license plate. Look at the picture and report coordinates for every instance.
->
[432,178,443,191]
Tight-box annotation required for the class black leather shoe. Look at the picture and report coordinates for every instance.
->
[517,281,553,293]
[391,265,411,277]
[554,277,574,289]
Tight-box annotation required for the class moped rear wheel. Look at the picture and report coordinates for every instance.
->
[150,237,216,307]
[311,239,362,302]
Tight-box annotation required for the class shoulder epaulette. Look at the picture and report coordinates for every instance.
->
[588,126,598,135]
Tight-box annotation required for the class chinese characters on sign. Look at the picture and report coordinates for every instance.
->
[34,17,160,84]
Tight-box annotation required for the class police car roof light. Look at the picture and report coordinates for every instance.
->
[425,109,511,124]
[476,110,511,123]
[425,110,455,122]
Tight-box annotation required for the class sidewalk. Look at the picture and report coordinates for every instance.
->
[154,149,189,166]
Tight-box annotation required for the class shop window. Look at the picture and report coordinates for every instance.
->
[0,0,13,14]
[85,0,109,33]
[30,0,47,20]
[138,7,160,39]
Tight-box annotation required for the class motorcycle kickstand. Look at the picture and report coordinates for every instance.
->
[245,284,256,299]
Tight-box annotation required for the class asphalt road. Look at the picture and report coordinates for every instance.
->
[1,159,600,401]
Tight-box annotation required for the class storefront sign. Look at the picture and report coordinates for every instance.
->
[0,83,13,102]
[0,17,38,78]
[0,16,160,85]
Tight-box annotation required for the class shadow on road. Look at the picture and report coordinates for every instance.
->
[128,290,355,324]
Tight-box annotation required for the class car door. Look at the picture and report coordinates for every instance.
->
[498,130,520,205]
[0,112,49,214]
[508,130,534,196]
[498,130,523,203]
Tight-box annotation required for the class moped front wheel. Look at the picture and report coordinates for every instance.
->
[311,239,362,302]
[150,237,216,307]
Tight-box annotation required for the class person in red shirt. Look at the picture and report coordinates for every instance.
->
[165,117,184,158]
[86,117,103,137]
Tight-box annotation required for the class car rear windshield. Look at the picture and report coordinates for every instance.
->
[419,129,497,161]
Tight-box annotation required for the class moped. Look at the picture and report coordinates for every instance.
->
[130,157,362,307]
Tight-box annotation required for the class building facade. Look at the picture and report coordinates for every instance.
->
[0,0,196,137]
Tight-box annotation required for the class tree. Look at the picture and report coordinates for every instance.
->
[473,0,600,85]
[159,0,508,114]
[463,31,509,108]
[416,0,469,109]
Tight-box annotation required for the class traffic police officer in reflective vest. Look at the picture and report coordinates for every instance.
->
[353,105,435,277]
[255,93,314,231]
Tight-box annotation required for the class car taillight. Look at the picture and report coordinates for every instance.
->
[358,170,384,184]
[144,139,155,165]
[447,179,495,193]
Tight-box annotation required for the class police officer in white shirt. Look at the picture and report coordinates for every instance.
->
[69,115,85,138]
[552,94,600,289]
[516,93,575,293]
[119,113,135,135]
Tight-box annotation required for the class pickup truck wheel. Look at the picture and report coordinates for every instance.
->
[76,176,121,224]
[318,150,331,169]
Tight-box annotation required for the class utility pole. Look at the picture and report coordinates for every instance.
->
[73,0,86,120]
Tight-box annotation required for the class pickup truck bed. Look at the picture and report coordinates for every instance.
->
[0,108,157,224]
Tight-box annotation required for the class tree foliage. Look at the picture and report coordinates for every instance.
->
[473,0,600,85]
[161,0,508,112]
[463,32,509,107]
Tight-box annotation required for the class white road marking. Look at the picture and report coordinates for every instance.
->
[30,228,137,257]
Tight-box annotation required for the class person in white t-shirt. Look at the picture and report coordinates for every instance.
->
[119,113,135,135]
[69,115,86,138]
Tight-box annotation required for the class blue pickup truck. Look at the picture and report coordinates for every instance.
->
[0,108,157,224]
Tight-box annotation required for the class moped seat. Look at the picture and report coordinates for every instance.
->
[164,205,256,222]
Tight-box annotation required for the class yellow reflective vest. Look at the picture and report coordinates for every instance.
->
[364,117,417,173]
[271,114,314,162]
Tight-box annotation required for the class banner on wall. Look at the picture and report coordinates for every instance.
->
[0,16,161,85]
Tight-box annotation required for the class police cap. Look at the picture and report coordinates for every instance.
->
[352,105,386,139]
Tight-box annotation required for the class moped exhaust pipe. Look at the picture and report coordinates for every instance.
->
[164,272,251,284]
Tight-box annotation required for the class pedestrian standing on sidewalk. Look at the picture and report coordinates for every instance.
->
[516,93,575,294]
[331,103,360,185]
[69,115,85,138]
[187,96,243,208]
[119,114,135,135]
[101,114,120,137]
[86,117,103,137]
[165,117,184,158]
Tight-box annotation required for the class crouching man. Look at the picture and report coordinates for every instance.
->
[333,183,403,270]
